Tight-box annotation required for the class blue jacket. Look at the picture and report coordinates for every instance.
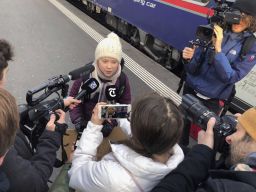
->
[185,31,256,100]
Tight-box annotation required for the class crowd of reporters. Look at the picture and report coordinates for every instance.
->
[0,0,256,191]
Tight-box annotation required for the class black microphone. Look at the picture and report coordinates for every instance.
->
[105,85,118,103]
[75,78,99,100]
[68,63,95,80]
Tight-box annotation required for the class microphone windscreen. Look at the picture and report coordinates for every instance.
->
[81,78,99,93]
[69,64,95,80]
[105,85,118,101]
[75,78,99,100]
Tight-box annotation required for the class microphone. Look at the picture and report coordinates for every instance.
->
[75,78,99,100]
[68,63,95,80]
[105,85,118,103]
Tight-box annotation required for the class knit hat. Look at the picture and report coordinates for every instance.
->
[95,32,122,63]
[232,0,256,16]
[238,107,256,141]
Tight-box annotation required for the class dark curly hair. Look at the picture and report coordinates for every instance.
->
[0,39,14,80]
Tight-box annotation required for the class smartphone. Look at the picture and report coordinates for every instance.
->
[98,104,131,119]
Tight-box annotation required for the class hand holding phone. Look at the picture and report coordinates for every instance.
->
[98,104,131,119]
[91,103,105,125]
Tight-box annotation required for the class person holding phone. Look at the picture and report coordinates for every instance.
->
[68,93,184,192]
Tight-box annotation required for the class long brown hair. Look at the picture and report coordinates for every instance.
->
[122,93,183,157]
[0,88,19,156]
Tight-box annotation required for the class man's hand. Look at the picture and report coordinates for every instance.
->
[198,117,216,149]
[182,46,196,60]
[46,109,66,131]
[63,97,81,110]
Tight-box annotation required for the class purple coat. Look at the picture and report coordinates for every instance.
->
[69,72,131,124]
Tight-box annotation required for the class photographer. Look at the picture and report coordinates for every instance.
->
[69,32,131,136]
[0,99,79,192]
[181,0,256,146]
[68,93,184,192]
[0,89,19,192]
[152,107,256,192]
[0,38,81,191]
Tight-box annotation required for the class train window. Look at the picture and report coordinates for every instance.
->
[183,0,210,6]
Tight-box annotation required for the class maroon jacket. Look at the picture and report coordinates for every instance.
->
[69,72,131,125]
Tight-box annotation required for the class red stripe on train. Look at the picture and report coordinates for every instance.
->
[159,0,214,15]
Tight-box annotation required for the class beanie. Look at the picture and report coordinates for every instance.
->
[95,32,122,63]
[232,0,256,17]
[238,107,256,141]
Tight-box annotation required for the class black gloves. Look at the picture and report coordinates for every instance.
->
[74,118,88,133]
[101,119,118,137]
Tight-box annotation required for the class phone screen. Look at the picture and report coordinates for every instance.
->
[99,104,131,119]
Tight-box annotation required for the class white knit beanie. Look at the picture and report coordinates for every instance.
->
[95,32,122,63]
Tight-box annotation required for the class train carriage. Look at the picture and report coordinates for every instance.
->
[72,0,256,113]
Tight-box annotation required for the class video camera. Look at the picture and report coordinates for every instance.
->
[180,94,237,153]
[19,64,97,149]
[193,0,241,47]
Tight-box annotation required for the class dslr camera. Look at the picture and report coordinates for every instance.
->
[180,94,237,153]
[194,0,241,47]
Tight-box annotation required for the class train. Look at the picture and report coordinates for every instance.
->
[68,0,256,113]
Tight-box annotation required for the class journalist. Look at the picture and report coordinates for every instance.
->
[69,93,184,192]
[0,38,81,192]
[180,0,256,146]
[69,32,131,136]
[0,89,19,192]
[152,107,256,192]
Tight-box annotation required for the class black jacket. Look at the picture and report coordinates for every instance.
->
[151,144,215,192]
[0,171,9,192]
[152,144,256,192]
[198,170,256,192]
[0,129,61,192]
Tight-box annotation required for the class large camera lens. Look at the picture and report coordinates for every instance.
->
[181,94,217,130]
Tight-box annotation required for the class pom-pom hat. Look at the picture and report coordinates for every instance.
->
[95,32,122,63]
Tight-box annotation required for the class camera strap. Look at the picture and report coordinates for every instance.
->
[54,123,69,167]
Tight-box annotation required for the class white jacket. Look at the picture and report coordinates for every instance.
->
[69,119,184,192]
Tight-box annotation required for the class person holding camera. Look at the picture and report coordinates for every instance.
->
[0,89,19,192]
[68,93,184,192]
[152,107,256,192]
[180,0,256,146]
[69,32,131,136]
[0,38,81,192]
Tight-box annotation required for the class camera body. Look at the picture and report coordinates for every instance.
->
[194,1,241,47]
[180,94,237,153]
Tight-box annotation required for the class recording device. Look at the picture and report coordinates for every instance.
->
[19,64,96,149]
[26,64,95,106]
[180,94,237,153]
[75,78,99,100]
[98,104,131,119]
[105,85,118,103]
[192,0,241,47]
